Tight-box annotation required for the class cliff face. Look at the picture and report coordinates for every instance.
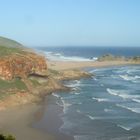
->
[0,52,47,80]
[0,37,92,111]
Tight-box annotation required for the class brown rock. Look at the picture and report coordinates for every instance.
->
[0,52,47,80]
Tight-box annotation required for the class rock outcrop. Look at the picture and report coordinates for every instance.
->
[97,54,126,61]
[0,37,92,111]
[0,52,47,80]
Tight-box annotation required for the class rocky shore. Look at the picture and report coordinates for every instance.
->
[0,39,91,110]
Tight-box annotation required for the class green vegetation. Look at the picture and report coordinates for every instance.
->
[30,79,41,86]
[48,69,59,75]
[0,36,25,57]
[0,46,23,57]
[0,134,15,140]
[98,54,125,61]
[132,56,140,62]
[0,36,23,48]
[0,78,27,91]
[0,78,27,99]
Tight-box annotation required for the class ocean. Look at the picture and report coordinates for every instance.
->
[36,47,140,62]
[34,47,140,140]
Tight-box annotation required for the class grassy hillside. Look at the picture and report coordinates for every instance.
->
[0,37,25,57]
[0,37,28,98]
[0,36,23,48]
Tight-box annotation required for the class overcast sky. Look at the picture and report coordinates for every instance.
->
[0,0,140,47]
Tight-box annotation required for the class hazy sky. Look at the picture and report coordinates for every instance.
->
[0,0,140,47]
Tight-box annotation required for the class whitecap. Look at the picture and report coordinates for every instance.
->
[132,99,140,103]
[52,93,60,98]
[116,104,140,114]
[117,124,131,131]
[107,88,118,96]
[74,92,81,95]
[45,51,98,62]
[100,84,104,87]
[104,108,112,112]
[119,74,140,81]
[92,97,109,102]
[86,115,95,120]
[127,69,140,74]
[77,102,82,105]
[61,99,72,113]
[76,109,81,113]
[56,101,63,106]
[107,88,140,100]
[65,80,81,88]
[74,135,94,140]
[93,78,97,81]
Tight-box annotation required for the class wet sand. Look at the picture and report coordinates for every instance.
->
[33,96,74,140]
[0,103,55,140]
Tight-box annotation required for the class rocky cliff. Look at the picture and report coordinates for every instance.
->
[0,37,47,80]
[0,52,47,80]
[0,37,91,110]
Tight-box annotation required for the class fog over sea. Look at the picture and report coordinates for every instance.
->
[35,47,140,140]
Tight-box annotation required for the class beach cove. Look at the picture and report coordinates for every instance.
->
[0,41,140,140]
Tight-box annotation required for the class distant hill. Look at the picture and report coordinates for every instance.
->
[0,36,34,57]
[0,36,23,48]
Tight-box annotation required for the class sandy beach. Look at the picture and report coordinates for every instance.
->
[0,103,55,140]
[48,60,138,70]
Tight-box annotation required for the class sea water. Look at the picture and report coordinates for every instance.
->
[36,46,140,62]
[35,47,140,140]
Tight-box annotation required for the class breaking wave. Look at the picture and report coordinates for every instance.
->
[45,51,98,62]
[107,88,140,100]
[116,104,140,114]
[92,97,109,102]
[119,74,140,81]
[117,124,132,131]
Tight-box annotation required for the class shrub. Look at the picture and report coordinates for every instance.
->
[0,134,15,140]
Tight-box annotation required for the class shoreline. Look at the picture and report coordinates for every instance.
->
[48,60,140,70]
[33,95,74,140]
[0,103,55,140]
[0,60,140,140]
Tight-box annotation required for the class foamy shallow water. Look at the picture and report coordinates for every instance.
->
[51,65,140,140]
[35,65,140,140]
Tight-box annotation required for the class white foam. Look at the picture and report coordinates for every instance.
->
[52,93,60,98]
[100,84,104,87]
[61,99,72,113]
[127,69,140,74]
[74,92,81,95]
[104,108,112,112]
[107,88,118,96]
[116,104,140,114]
[76,109,81,113]
[45,51,98,62]
[92,97,109,102]
[119,74,140,81]
[117,124,131,131]
[74,135,94,140]
[56,101,63,106]
[93,78,97,81]
[107,88,140,100]
[86,115,95,120]
[65,80,81,88]
[132,99,140,103]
